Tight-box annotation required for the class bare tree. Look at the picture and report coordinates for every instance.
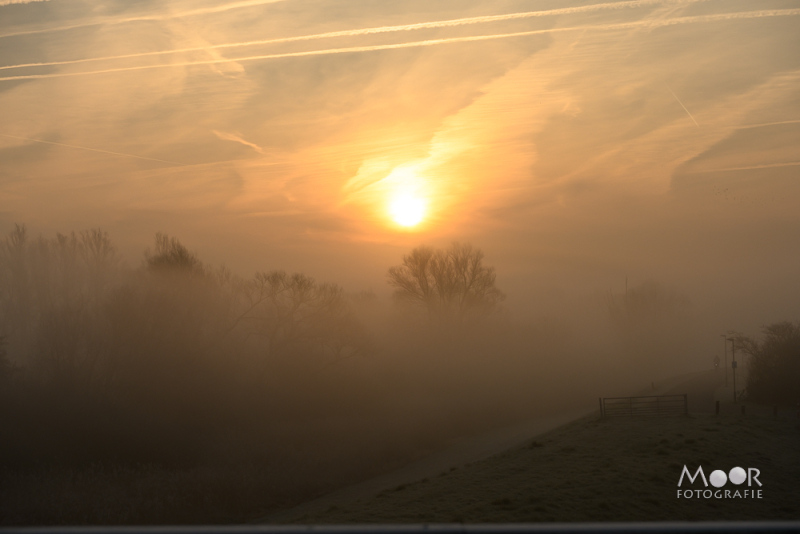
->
[144,232,203,275]
[606,280,692,331]
[232,270,370,361]
[387,242,505,322]
[0,224,32,342]
[606,279,696,373]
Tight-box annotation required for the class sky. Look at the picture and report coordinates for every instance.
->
[1,0,799,337]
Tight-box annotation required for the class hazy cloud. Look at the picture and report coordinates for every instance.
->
[0,0,287,38]
[0,0,49,5]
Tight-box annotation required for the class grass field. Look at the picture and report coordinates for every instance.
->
[294,410,800,523]
[3,370,797,525]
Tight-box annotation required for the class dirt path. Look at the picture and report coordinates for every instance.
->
[255,369,717,524]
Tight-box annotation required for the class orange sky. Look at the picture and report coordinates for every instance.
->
[1,0,799,333]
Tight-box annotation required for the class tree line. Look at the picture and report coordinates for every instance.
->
[0,224,504,468]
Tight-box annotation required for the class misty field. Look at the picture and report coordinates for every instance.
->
[3,0,800,526]
[0,228,622,525]
[0,227,797,526]
[293,411,800,523]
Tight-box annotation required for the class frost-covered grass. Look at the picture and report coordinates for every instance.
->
[298,412,800,523]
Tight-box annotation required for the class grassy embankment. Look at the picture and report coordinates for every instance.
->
[295,409,800,523]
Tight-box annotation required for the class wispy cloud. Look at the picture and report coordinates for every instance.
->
[2,9,799,82]
[0,0,286,38]
[212,130,265,154]
[0,0,49,5]
[0,133,187,166]
[1,0,710,70]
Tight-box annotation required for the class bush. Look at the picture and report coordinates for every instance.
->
[742,322,800,406]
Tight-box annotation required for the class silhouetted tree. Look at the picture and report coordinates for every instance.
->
[0,335,12,383]
[80,228,120,298]
[144,232,203,275]
[734,322,800,406]
[606,280,695,372]
[607,280,692,331]
[387,242,504,322]
[0,225,124,374]
[233,270,370,361]
[0,224,33,342]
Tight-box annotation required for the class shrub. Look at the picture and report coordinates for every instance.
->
[741,322,800,406]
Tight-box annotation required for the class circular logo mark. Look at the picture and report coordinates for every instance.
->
[709,470,728,488]
[729,467,747,485]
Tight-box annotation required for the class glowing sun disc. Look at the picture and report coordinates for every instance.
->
[390,194,425,227]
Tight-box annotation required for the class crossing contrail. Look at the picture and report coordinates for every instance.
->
[0,0,287,39]
[1,9,798,82]
[0,0,711,72]
[664,82,699,127]
[0,134,188,166]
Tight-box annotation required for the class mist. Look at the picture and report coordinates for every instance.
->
[0,224,706,518]
[1,0,799,525]
[0,223,715,464]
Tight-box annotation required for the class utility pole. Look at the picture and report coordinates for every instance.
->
[721,334,728,387]
[732,338,737,403]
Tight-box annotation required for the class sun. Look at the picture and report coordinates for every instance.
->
[389,193,425,227]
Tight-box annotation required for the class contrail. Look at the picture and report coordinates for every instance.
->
[734,119,800,129]
[0,134,187,166]
[0,0,709,72]
[0,0,287,39]
[687,161,800,173]
[2,9,799,82]
[212,130,266,154]
[664,82,699,127]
